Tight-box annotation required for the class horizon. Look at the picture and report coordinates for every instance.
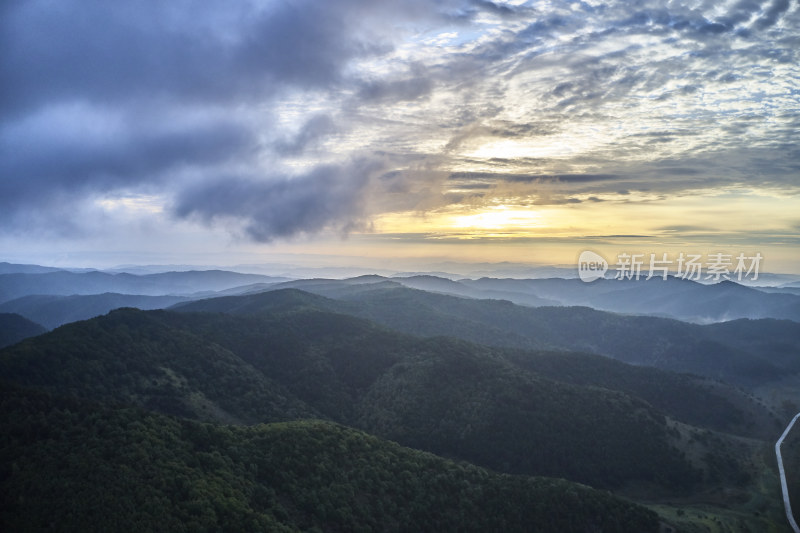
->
[4,257,800,288]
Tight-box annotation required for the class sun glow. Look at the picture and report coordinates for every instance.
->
[450,207,543,230]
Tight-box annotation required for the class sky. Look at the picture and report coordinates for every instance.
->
[1,0,799,273]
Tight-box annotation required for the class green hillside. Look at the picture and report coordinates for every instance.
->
[2,305,757,493]
[0,384,660,533]
[503,348,780,439]
[173,286,800,388]
[173,288,779,436]
[0,308,315,424]
[1,291,792,530]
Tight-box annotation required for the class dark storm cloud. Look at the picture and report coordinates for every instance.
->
[0,0,515,119]
[274,114,340,156]
[2,0,539,239]
[0,0,392,231]
[173,157,385,241]
[0,0,394,119]
[0,114,252,211]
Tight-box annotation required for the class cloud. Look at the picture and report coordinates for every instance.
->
[3,0,525,236]
[448,172,621,184]
[0,0,401,119]
[274,114,340,156]
[754,0,791,29]
[173,157,385,241]
[0,0,797,247]
[0,102,253,211]
[657,225,713,233]
[0,0,428,236]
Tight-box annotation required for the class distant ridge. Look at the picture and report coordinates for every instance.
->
[175,284,800,389]
[0,269,287,304]
[0,313,46,348]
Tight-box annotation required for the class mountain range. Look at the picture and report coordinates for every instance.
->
[1,263,798,531]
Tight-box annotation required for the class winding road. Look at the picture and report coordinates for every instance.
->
[776,412,800,533]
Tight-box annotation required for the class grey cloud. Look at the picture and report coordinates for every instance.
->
[274,114,339,156]
[755,0,791,29]
[657,225,712,233]
[446,173,621,184]
[590,0,790,47]
[0,0,467,236]
[450,183,493,190]
[3,0,526,231]
[652,167,703,176]
[631,130,700,138]
[442,0,530,22]
[518,14,576,39]
[0,0,395,233]
[470,0,515,16]
[0,0,396,120]
[697,22,730,35]
[490,122,560,137]
[444,120,560,153]
[173,158,384,241]
[0,114,253,212]
[717,0,765,27]
[585,234,652,239]
[514,174,621,184]
[532,197,583,205]
[443,172,631,203]
[358,64,435,103]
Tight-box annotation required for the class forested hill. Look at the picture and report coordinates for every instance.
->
[1,304,768,493]
[173,286,800,388]
[0,312,46,348]
[0,384,660,533]
[1,291,791,530]
[0,292,191,330]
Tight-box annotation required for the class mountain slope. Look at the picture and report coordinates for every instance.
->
[310,285,799,387]
[463,276,800,323]
[174,281,800,388]
[0,384,661,533]
[0,308,315,424]
[502,348,781,440]
[1,293,789,530]
[0,312,46,348]
[353,336,699,490]
[0,292,191,329]
[0,269,284,303]
[172,288,780,435]
[2,304,755,493]
[279,274,800,323]
[0,261,66,274]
